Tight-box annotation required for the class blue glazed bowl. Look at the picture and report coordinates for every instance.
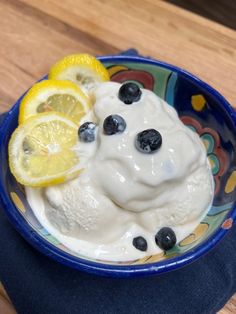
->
[0,55,236,277]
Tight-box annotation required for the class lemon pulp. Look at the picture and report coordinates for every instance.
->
[9,113,82,187]
[49,53,110,93]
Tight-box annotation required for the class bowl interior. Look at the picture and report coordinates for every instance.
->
[0,57,236,272]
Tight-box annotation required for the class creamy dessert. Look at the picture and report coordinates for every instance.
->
[26,82,213,261]
[8,54,213,261]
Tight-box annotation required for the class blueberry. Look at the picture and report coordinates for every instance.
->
[78,122,96,142]
[135,129,162,154]
[118,82,142,104]
[155,227,176,251]
[103,115,126,135]
[132,236,148,251]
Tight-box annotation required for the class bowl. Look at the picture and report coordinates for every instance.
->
[0,55,235,277]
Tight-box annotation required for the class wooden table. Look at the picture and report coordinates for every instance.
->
[0,0,235,313]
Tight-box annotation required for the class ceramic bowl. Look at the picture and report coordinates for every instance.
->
[0,55,235,277]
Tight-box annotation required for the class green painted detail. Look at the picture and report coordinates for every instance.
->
[46,234,60,245]
[209,154,220,175]
[201,133,215,153]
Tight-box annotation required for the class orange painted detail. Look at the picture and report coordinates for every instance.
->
[222,218,233,230]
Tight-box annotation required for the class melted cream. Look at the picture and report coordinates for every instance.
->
[26,82,214,261]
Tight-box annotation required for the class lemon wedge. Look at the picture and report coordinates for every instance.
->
[48,53,109,93]
[19,80,91,124]
[9,112,82,187]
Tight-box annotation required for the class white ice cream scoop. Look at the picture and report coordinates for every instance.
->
[26,82,213,261]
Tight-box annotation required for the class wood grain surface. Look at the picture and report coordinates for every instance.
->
[0,0,235,313]
[167,0,236,30]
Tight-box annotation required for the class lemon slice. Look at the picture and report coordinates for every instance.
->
[19,80,91,124]
[48,53,109,93]
[9,112,82,187]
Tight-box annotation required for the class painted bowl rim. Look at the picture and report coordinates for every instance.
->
[0,55,235,277]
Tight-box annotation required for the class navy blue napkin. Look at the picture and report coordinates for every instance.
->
[0,205,235,314]
[0,51,236,314]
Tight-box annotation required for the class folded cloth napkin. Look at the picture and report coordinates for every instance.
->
[0,51,236,314]
[0,206,235,314]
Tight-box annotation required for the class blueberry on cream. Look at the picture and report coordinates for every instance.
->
[103,114,126,135]
[135,129,162,154]
[79,122,96,142]
[118,82,142,104]
[132,236,148,252]
[155,227,176,251]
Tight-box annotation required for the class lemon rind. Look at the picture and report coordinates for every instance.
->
[48,53,110,82]
[19,79,91,124]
